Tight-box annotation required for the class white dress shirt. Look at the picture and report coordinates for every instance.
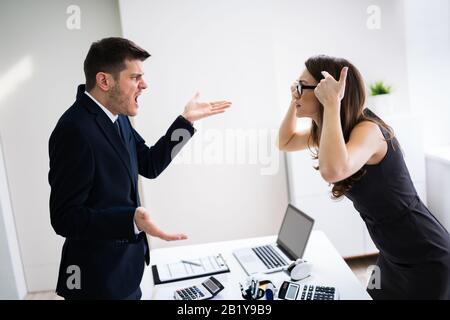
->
[85,91,140,235]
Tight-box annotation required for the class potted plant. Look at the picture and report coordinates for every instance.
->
[367,81,393,117]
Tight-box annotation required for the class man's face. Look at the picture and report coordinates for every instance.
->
[109,59,147,116]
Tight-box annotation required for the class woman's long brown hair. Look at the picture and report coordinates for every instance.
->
[305,55,394,198]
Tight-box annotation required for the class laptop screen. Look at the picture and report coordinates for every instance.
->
[276,204,314,260]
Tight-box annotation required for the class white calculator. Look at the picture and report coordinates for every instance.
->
[174,276,224,300]
[278,281,339,300]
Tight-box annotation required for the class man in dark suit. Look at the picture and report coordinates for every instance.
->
[48,37,231,300]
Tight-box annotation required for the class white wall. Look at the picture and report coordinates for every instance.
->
[404,0,450,233]
[119,0,289,249]
[0,0,122,292]
[271,0,411,115]
[404,0,450,149]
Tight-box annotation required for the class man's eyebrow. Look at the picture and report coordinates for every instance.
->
[130,73,144,77]
[299,79,309,84]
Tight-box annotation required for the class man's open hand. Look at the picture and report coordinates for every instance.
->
[182,92,232,123]
[134,207,187,241]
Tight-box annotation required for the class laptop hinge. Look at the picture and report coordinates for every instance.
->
[276,242,297,261]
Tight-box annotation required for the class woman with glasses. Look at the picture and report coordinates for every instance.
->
[278,55,450,299]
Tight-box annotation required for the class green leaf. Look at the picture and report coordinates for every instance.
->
[369,81,391,96]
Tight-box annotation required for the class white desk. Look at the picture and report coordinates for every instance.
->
[140,231,372,300]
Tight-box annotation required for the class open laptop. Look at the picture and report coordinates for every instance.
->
[233,204,314,275]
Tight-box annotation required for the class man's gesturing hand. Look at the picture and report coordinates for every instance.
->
[134,207,187,241]
[182,92,232,123]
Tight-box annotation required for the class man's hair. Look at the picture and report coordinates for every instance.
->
[84,37,150,91]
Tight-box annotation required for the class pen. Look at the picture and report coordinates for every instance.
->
[251,279,256,296]
[181,259,201,266]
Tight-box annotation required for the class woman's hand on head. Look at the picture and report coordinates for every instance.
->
[290,80,300,104]
[314,67,348,108]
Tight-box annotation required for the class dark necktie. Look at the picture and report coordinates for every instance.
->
[114,119,124,143]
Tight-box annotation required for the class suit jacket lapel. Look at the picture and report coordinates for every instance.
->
[78,89,135,186]
[95,114,135,185]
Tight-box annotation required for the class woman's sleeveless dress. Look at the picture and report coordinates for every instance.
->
[345,120,450,299]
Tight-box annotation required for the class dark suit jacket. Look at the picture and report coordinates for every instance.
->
[48,84,195,299]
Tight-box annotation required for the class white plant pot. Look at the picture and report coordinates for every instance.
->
[366,94,393,119]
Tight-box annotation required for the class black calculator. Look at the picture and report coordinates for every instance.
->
[174,276,225,300]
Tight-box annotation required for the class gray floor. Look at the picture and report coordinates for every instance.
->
[25,254,378,300]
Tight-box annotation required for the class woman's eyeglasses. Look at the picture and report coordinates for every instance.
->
[296,82,317,97]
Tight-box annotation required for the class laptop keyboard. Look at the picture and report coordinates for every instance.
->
[252,245,289,269]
